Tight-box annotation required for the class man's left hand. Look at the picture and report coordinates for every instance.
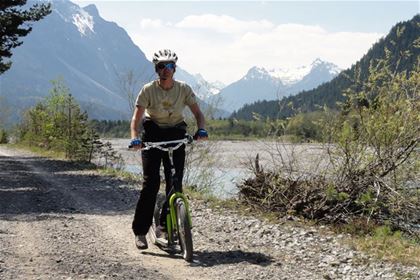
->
[194,128,208,140]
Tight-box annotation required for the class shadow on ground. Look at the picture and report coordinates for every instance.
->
[192,249,274,267]
[142,247,274,267]
[0,155,140,218]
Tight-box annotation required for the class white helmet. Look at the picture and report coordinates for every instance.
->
[152,49,178,65]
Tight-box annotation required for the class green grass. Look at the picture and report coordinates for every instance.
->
[7,143,67,159]
[334,221,420,267]
[96,166,142,182]
[351,225,420,267]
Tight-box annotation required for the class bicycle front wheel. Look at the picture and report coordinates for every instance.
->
[175,198,193,262]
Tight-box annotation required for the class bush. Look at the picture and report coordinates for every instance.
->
[0,129,8,143]
[285,111,326,142]
[238,57,420,235]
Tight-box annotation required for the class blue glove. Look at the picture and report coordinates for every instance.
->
[194,128,208,139]
[130,138,141,148]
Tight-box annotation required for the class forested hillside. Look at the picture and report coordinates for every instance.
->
[232,15,420,120]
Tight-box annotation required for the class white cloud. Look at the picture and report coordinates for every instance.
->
[175,14,274,34]
[131,14,383,84]
[139,18,164,29]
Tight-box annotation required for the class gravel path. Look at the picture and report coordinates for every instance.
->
[0,145,418,280]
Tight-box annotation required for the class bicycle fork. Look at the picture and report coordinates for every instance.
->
[165,147,193,244]
[166,193,193,243]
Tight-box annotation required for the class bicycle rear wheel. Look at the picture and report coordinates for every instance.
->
[148,193,166,246]
[175,198,193,262]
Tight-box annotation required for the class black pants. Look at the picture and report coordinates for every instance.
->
[132,120,186,236]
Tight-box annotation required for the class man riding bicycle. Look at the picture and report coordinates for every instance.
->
[130,49,208,250]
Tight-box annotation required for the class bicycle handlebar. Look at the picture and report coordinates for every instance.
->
[128,134,193,151]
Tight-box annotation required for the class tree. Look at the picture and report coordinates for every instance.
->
[115,69,144,112]
[19,79,103,161]
[0,0,51,74]
[0,96,11,127]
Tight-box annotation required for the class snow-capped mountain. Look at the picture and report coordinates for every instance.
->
[0,0,209,122]
[216,59,341,112]
[268,58,341,86]
[193,74,225,98]
[174,70,224,100]
[0,0,341,121]
[1,0,155,121]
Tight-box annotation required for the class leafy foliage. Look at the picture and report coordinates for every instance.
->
[18,79,105,162]
[206,118,285,139]
[0,0,51,74]
[321,57,420,231]
[0,129,7,143]
[238,52,420,235]
[284,111,327,142]
[89,119,131,138]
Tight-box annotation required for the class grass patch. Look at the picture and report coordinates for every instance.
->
[7,143,67,159]
[97,166,142,183]
[184,185,222,203]
[347,225,420,267]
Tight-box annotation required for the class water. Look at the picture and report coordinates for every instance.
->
[123,163,248,199]
[104,138,327,199]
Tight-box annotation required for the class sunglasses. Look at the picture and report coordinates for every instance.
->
[157,63,176,70]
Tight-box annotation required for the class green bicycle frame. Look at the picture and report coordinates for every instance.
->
[166,192,192,243]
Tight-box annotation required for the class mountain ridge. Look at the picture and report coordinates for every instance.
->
[0,0,224,122]
[232,15,420,120]
[215,59,341,112]
[1,0,154,121]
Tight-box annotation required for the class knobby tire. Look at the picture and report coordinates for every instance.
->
[175,199,193,262]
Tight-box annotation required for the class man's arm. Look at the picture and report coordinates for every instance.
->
[188,103,206,130]
[130,105,145,139]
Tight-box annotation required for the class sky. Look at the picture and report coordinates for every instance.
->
[73,1,419,84]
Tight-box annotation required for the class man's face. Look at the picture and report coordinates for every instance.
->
[156,62,175,80]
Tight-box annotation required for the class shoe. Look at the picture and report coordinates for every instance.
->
[135,235,148,249]
[155,225,167,240]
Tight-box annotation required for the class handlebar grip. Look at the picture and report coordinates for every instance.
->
[186,134,193,144]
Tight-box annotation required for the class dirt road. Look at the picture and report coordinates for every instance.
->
[0,146,211,280]
[0,145,419,280]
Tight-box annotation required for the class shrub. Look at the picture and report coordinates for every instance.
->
[238,57,420,235]
[0,129,8,143]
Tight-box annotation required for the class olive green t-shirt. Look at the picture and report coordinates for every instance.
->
[135,80,197,127]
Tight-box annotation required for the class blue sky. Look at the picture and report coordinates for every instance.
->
[74,1,419,84]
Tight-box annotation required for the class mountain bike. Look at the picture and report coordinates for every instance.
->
[133,136,194,262]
